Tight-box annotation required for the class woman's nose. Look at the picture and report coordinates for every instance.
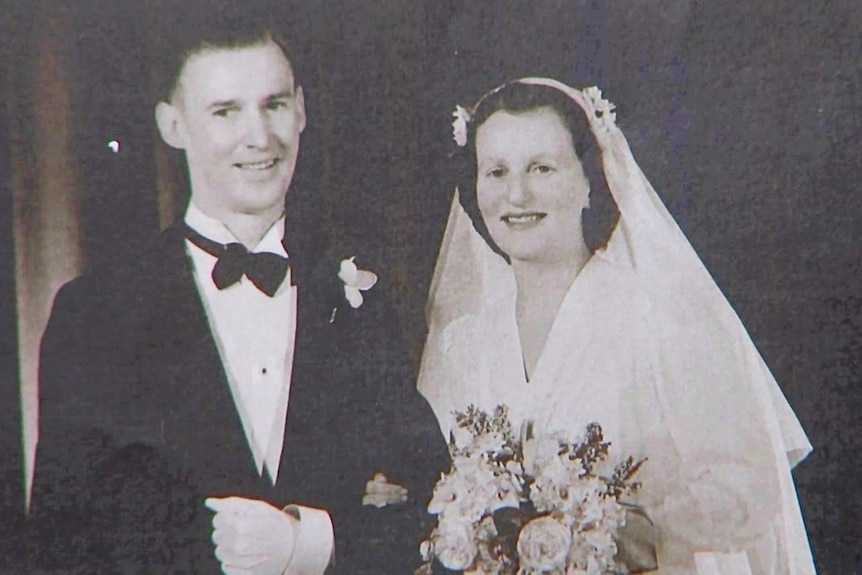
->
[507,175,530,206]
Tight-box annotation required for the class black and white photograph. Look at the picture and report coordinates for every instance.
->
[1,0,859,573]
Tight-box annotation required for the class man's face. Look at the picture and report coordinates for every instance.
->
[157,41,306,221]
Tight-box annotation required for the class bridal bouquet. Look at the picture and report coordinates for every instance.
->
[416,406,645,575]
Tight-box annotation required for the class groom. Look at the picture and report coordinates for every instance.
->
[28,15,447,575]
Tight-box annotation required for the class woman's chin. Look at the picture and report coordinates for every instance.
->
[501,245,553,266]
[493,235,568,265]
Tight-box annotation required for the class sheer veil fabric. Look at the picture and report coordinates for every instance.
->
[418,78,815,574]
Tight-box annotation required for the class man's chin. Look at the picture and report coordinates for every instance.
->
[230,185,290,213]
[234,201,288,218]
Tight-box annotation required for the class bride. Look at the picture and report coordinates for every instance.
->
[418,78,816,574]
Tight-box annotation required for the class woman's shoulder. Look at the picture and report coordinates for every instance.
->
[439,310,490,357]
[583,243,653,320]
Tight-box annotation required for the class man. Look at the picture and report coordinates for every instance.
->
[29,15,448,574]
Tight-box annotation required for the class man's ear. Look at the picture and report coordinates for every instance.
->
[295,86,307,134]
[155,101,186,150]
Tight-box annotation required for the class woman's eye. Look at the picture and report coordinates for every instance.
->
[533,164,553,174]
[487,167,506,178]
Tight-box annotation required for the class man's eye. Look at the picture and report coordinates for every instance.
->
[533,164,553,174]
[266,100,289,111]
[213,108,234,118]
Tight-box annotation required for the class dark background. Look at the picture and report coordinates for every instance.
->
[2,0,860,572]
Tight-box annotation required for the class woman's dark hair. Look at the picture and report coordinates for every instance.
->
[455,81,618,258]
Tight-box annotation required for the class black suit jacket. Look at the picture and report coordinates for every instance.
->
[28,223,449,574]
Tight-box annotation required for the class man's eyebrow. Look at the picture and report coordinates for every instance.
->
[206,99,239,111]
[204,90,296,111]
[265,90,296,101]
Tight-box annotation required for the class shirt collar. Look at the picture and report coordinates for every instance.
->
[184,202,288,257]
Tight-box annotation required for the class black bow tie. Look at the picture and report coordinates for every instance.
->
[184,225,289,297]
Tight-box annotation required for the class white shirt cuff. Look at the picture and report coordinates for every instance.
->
[282,504,334,575]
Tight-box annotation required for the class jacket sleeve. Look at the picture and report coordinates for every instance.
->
[29,274,214,574]
[27,277,110,571]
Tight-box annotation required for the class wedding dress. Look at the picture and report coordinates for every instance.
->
[418,79,816,575]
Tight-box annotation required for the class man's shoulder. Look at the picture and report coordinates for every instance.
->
[50,226,189,315]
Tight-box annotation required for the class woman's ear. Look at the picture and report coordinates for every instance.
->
[155,102,186,150]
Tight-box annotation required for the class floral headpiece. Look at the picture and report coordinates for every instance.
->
[579,86,617,131]
[451,105,471,147]
[450,82,617,148]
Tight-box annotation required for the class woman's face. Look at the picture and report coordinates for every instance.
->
[475,107,589,265]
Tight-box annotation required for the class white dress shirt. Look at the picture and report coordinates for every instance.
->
[185,204,295,484]
[184,204,332,575]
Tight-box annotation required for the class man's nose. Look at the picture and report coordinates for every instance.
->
[243,110,271,148]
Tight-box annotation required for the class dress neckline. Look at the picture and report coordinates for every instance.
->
[514,251,605,387]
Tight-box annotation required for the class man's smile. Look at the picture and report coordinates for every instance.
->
[234,158,280,170]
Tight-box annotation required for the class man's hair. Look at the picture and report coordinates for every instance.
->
[153,2,298,104]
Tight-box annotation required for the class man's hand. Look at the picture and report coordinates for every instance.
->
[205,496,297,575]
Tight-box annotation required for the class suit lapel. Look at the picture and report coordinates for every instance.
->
[140,227,256,484]
[275,245,356,501]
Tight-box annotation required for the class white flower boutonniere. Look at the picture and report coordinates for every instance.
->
[362,472,408,508]
[338,257,378,309]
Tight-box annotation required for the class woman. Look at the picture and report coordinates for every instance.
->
[418,78,815,574]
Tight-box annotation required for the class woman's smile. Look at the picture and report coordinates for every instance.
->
[501,212,547,228]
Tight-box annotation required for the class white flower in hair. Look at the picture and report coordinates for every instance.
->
[582,86,617,130]
[452,105,471,147]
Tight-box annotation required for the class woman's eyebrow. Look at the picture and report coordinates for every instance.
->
[477,157,505,169]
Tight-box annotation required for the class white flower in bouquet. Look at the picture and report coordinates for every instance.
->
[565,477,607,520]
[582,528,617,562]
[516,515,572,573]
[468,517,507,575]
[473,429,513,456]
[522,430,567,477]
[452,426,511,457]
[429,454,521,523]
[451,424,477,451]
[576,486,625,529]
[432,518,479,571]
[565,536,611,575]
[529,457,585,515]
